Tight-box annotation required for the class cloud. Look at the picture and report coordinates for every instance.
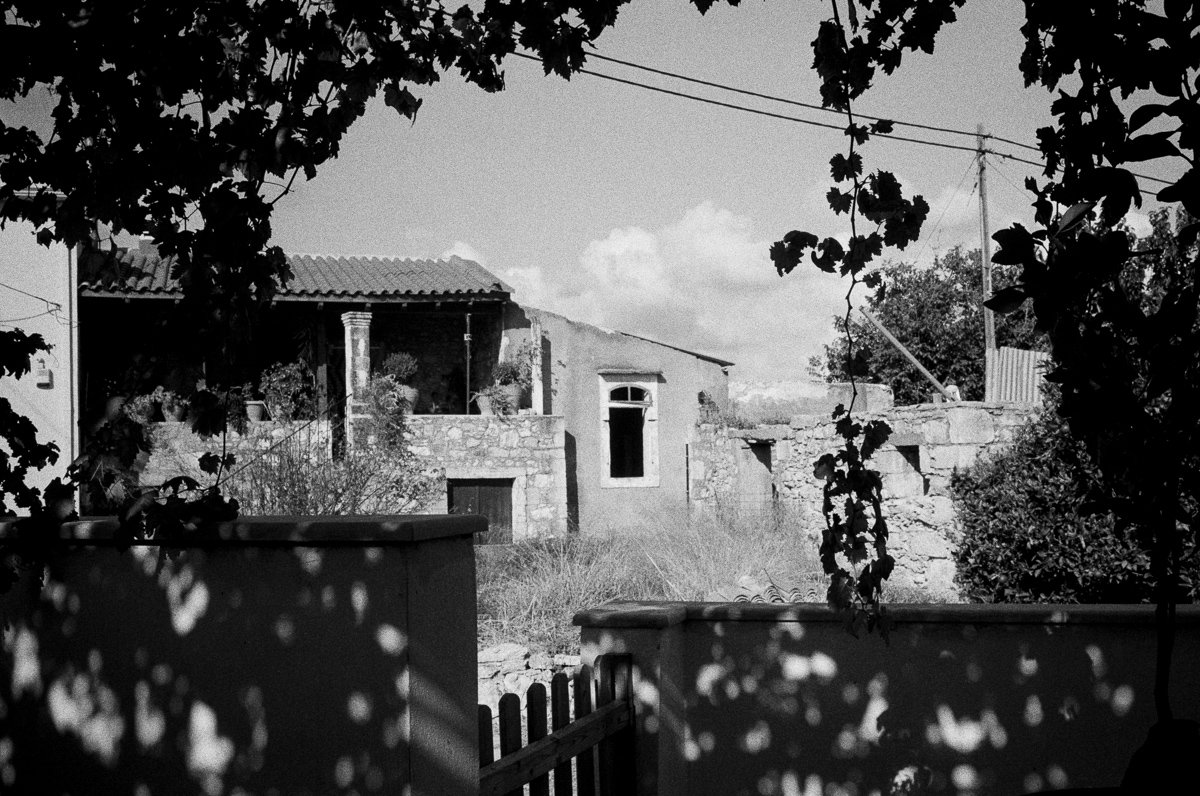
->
[441,240,487,265]
[501,201,849,381]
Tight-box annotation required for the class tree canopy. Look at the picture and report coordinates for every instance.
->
[0,0,741,579]
[816,246,1042,404]
[786,0,1198,737]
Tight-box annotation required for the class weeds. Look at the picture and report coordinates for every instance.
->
[476,504,830,655]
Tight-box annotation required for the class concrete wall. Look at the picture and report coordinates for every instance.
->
[577,601,1200,796]
[522,307,730,534]
[0,515,483,796]
[407,414,568,538]
[0,222,79,503]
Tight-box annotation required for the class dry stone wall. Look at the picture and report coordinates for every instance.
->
[476,643,581,713]
[691,402,1037,599]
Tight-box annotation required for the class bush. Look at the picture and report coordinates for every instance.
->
[951,400,1200,603]
[259,361,315,422]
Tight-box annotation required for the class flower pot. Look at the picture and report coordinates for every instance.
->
[497,383,523,414]
[245,400,268,422]
[396,385,419,414]
[104,395,128,421]
[475,395,494,415]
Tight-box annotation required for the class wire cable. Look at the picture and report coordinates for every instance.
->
[0,280,63,309]
[513,55,987,156]
[513,51,1178,189]
[0,309,56,326]
[912,152,979,265]
[583,50,1043,154]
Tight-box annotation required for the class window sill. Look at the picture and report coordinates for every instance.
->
[600,476,661,489]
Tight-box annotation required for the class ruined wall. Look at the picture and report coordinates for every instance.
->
[406,415,568,539]
[691,402,1038,599]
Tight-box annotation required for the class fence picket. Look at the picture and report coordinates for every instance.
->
[598,655,634,795]
[479,704,495,767]
[480,658,634,796]
[527,683,550,796]
[574,664,596,796]
[551,674,572,796]
[499,693,523,796]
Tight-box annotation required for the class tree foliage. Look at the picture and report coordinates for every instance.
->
[952,392,1200,604]
[817,247,1042,404]
[794,0,1199,737]
[0,0,738,583]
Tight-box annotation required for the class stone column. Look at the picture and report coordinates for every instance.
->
[342,311,372,447]
[530,316,545,415]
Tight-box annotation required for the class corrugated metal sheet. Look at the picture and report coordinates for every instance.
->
[78,249,511,301]
[985,346,1050,405]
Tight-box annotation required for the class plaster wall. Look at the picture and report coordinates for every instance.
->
[578,601,1200,796]
[0,222,78,502]
[523,308,730,534]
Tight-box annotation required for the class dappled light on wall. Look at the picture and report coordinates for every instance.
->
[578,602,1200,795]
[0,516,481,795]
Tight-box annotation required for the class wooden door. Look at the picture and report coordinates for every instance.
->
[448,479,513,543]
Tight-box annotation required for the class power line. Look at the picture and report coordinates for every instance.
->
[912,152,979,265]
[515,51,1178,189]
[583,50,1042,154]
[0,308,56,326]
[512,54,986,157]
[0,280,62,310]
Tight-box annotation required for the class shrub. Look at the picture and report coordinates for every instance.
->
[259,360,315,422]
[951,400,1200,603]
[379,351,418,383]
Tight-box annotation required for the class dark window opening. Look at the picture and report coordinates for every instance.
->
[896,444,929,495]
[610,386,648,403]
[609,407,645,478]
[448,478,514,543]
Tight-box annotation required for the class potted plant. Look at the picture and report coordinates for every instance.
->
[472,383,515,416]
[259,360,315,422]
[102,378,128,421]
[124,387,164,425]
[160,389,188,422]
[379,352,419,412]
[489,341,534,414]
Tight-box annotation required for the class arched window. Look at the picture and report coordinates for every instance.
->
[600,375,660,487]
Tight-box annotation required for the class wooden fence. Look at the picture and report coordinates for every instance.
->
[478,654,635,796]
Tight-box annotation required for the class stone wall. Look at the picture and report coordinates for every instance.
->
[407,415,568,538]
[690,402,1038,598]
[476,643,581,713]
[141,419,333,488]
[142,414,568,537]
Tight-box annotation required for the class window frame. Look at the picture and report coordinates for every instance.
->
[599,373,660,488]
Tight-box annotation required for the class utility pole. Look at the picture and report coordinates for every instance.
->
[977,124,996,351]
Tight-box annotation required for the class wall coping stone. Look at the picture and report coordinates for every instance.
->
[575,600,1200,628]
[0,514,486,546]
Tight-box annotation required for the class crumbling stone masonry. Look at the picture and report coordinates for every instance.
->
[691,401,1037,599]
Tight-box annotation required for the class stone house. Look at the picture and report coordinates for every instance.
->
[2,234,733,537]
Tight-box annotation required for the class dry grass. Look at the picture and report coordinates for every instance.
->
[475,505,830,655]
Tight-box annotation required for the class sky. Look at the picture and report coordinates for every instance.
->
[269,0,1081,382]
[4,1,1176,383]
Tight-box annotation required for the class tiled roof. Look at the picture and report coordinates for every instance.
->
[78,248,511,301]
